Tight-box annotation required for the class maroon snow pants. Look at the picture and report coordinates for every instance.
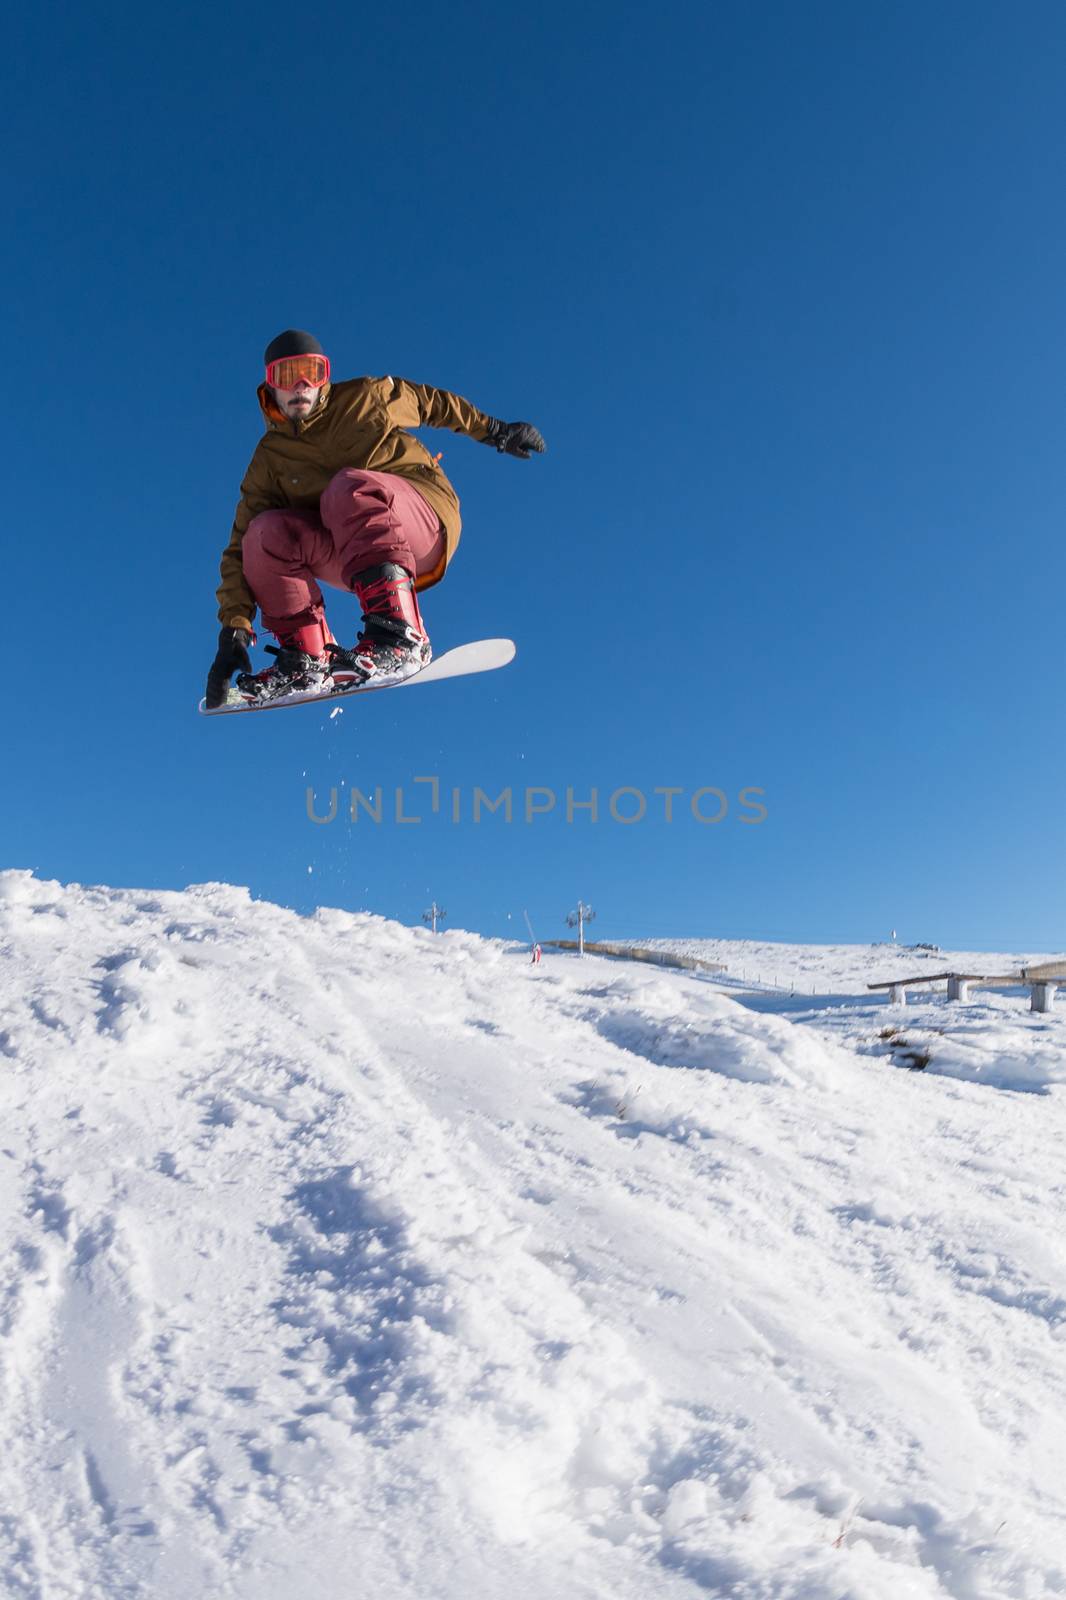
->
[241,468,446,654]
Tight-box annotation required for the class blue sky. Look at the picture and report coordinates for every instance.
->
[6,0,1066,950]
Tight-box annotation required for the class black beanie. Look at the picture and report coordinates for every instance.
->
[264,329,324,366]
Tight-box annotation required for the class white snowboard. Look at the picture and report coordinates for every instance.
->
[198,638,516,716]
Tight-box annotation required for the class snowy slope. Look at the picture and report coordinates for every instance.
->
[620,935,1066,1093]
[619,936,1066,994]
[1,870,1065,1599]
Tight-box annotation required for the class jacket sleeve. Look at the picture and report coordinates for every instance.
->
[216,446,277,629]
[382,377,494,441]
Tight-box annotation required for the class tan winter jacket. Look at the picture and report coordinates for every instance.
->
[217,376,495,630]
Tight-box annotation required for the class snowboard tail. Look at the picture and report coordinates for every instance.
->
[198,638,515,716]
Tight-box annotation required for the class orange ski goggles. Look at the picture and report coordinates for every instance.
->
[265,352,331,389]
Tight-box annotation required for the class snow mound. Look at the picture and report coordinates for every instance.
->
[0,871,1064,1598]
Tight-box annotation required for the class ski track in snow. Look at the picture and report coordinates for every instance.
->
[0,869,1064,1598]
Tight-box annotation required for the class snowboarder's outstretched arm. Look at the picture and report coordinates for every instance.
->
[482,419,546,458]
[383,378,546,459]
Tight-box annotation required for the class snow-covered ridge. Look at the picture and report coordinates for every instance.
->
[616,934,1066,992]
[1,868,1064,1598]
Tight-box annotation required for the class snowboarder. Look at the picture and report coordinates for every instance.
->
[205,330,545,708]
[531,943,542,964]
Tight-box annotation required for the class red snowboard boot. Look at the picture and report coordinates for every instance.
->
[236,621,334,703]
[328,564,431,686]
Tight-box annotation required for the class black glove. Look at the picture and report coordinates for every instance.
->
[205,626,253,709]
[484,418,546,459]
